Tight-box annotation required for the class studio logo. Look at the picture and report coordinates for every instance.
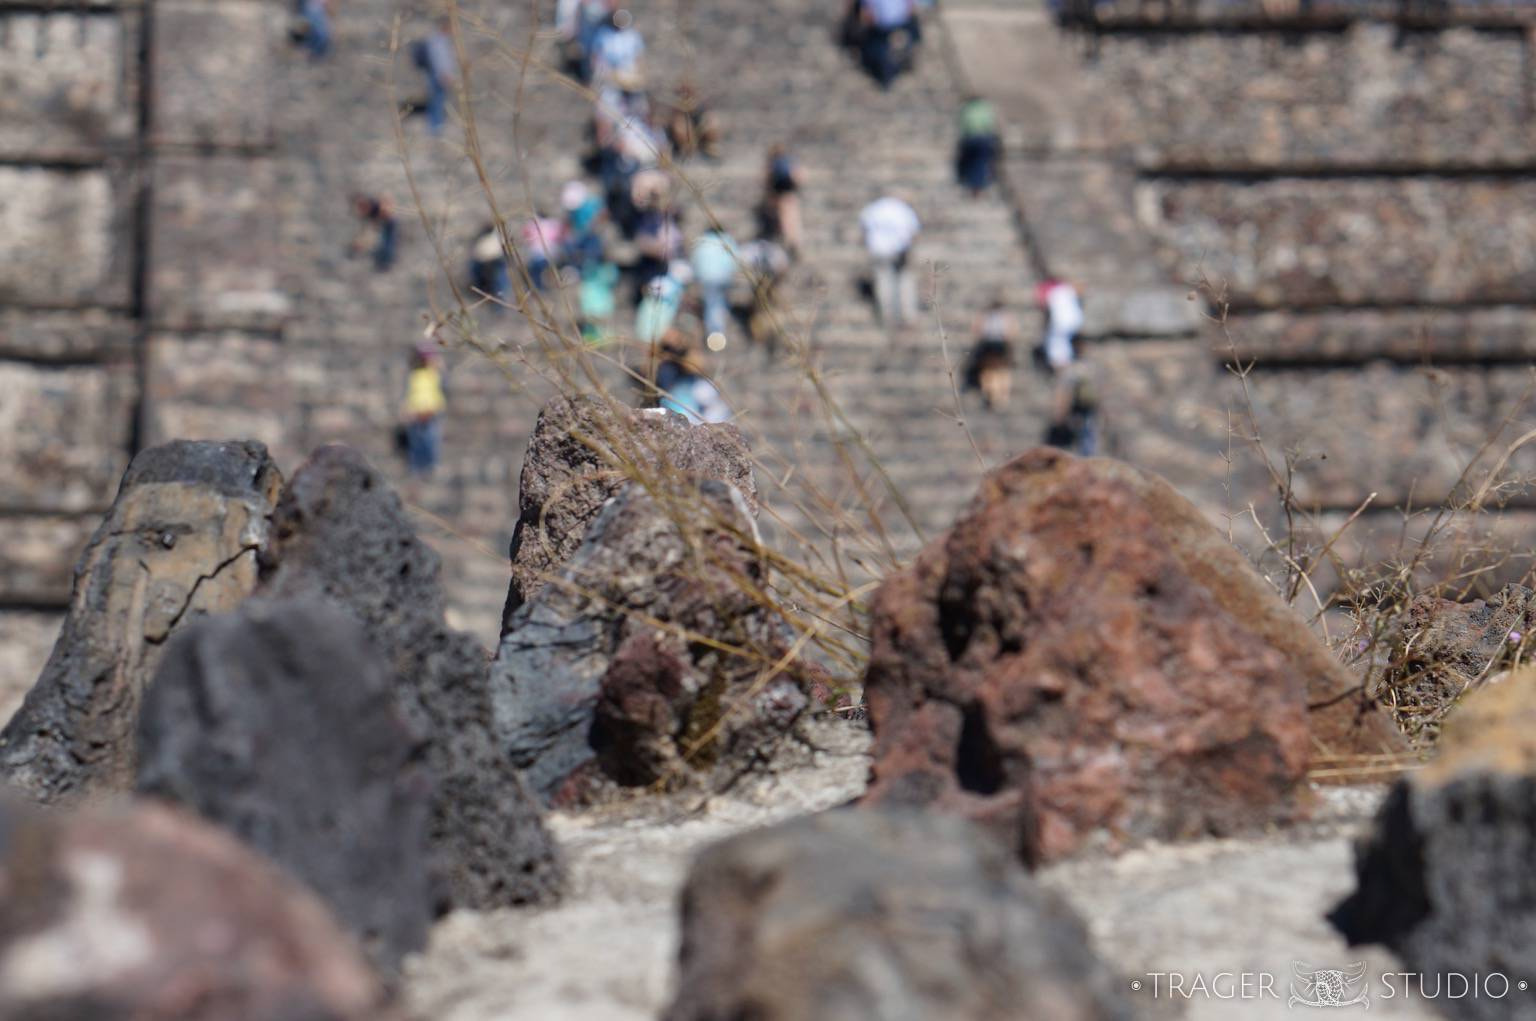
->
[1289,961,1371,1010]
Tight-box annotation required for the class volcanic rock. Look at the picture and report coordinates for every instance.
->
[502,396,756,631]
[258,444,561,910]
[136,598,435,970]
[0,796,389,1021]
[665,807,1132,1021]
[862,448,1401,864]
[0,440,281,805]
[493,478,807,805]
[1330,668,1536,1020]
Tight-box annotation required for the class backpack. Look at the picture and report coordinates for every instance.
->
[411,38,431,71]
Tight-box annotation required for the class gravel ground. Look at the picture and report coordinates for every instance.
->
[402,728,1438,1020]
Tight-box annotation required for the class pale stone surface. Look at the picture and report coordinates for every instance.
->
[149,157,289,329]
[151,0,273,148]
[0,515,96,604]
[0,361,136,514]
[0,167,128,307]
[0,11,138,158]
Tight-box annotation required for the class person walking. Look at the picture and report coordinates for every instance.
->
[956,95,1000,195]
[859,0,921,89]
[468,223,510,306]
[409,18,458,136]
[300,0,332,59]
[349,193,397,271]
[965,295,1018,410]
[1036,278,1084,371]
[859,193,921,326]
[1044,365,1100,455]
[401,346,446,478]
[690,227,739,341]
[759,146,804,258]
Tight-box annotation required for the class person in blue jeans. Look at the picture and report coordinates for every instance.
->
[859,0,920,90]
[410,19,458,136]
[302,0,332,59]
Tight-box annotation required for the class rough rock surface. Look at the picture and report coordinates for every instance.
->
[258,445,562,910]
[861,448,1402,865]
[1331,669,1536,1019]
[1383,585,1536,739]
[493,479,807,806]
[0,797,389,1021]
[137,598,436,970]
[0,440,281,805]
[502,396,756,631]
[665,807,1132,1021]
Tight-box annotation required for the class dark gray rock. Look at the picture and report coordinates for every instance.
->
[0,796,390,1021]
[1331,668,1536,1020]
[665,807,1134,1021]
[136,598,435,971]
[0,440,282,805]
[502,396,756,632]
[493,479,807,807]
[258,444,562,910]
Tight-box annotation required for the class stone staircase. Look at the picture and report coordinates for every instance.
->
[254,0,1056,640]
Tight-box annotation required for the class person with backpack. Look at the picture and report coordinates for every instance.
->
[859,0,921,90]
[408,18,458,136]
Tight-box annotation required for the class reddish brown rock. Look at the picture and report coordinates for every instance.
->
[502,396,756,632]
[861,448,1402,864]
[0,797,390,1020]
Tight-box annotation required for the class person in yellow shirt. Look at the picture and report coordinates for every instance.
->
[402,347,446,477]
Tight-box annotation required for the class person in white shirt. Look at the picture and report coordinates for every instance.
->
[1038,278,1084,370]
[859,194,921,326]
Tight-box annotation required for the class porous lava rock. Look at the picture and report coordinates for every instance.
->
[665,807,1132,1021]
[502,396,756,631]
[862,448,1402,864]
[0,440,281,805]
[493,478,807,805]
[257,444,561,910]
[1331,668,1536,1020]
[136,598,435,970]
[0,796,390,1021]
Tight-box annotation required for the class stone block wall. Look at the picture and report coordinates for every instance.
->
[0,0,281,703]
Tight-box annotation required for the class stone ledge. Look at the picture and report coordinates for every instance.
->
[0,514,98,605]
[1226,307,1536,364]
[0,309,136,362]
